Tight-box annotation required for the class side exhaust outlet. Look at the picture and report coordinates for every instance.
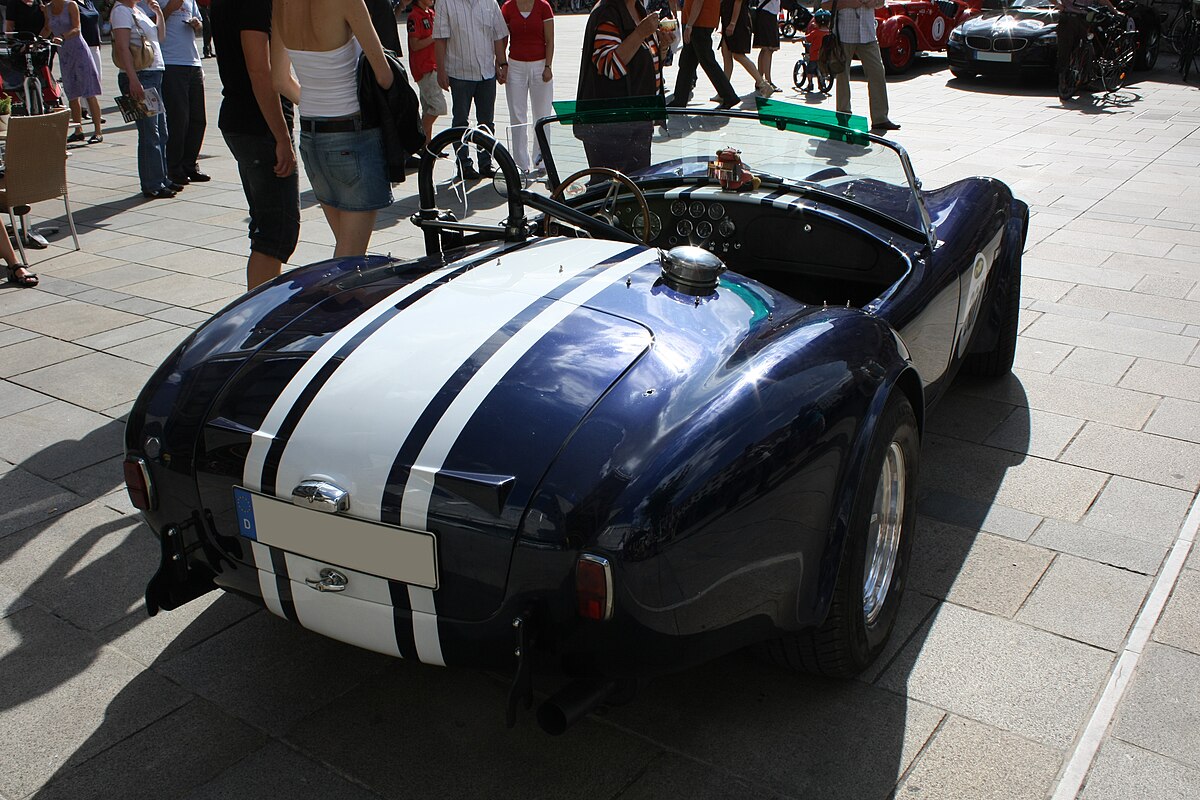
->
[536,679,620,735]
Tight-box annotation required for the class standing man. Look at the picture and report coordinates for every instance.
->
[211,0,300,290]
[160,0,210,185]
[434,0,509,178]
[822,0,899,132]
[669,0,738,109]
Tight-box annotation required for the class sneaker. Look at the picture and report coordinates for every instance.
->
[478,164,496,179]
[459,164,481,180]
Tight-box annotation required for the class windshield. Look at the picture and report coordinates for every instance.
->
[535,98,929,236]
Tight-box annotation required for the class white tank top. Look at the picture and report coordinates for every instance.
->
[287,37,363,119]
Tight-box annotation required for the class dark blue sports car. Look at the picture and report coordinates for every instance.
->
[123,101,1027,734]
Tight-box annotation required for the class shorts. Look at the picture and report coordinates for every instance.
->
[298,125,393,212]
[754,9,780,49]
[222,130,301,262]
[417,71,447,117]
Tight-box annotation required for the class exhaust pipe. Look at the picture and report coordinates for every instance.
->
[536,679,620,735]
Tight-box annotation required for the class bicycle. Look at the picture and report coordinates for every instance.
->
[0,32,61,116]
[1176,0,1200,80]
[1059,5,1136,98]
[792,33,834,93]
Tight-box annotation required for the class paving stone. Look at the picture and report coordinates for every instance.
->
[613,753,787,800]
[1083,476,1193,546]
[1144,396,1200,444]
[917,491,1042,541]
[0,286,66,317]
[75,262,174,290]
[1022,257,1139,291]
[1,299,144,341]
[33,699,266,800]
[0,502,157,632]
[1111,642,1200,771]
[56,455,126,502]
[1051,347,1134,385]
[895,715,1062,800]
[983,407,1083,460]
[0,324,39,348]
[181,740,379,800]
[1081,739,1200,800]
[877,602,1112,748]
[1059,284,1200,326]
[861,588,940,686]
[120,274,242,308]
[107,327,192,367]
[1021,314,1196,363]
[1133,274,1196,299]
[1119,359,1200,401]
[0,607,191,799]
[0,336,92,379]
[10,351,154,412]
[103,593,260,669]
[958,369,1157,430]
[0,379,53,416]
[0,462,86,540]
[73,318,178,350]
[148,306,212,327]
[0,583,31,620]
[1061,422,1200,491]
[923,435,1106,522]
[1012,338,1071,373]
[1153,569,1200,657]
[1030,518,1167,574]
[1015,554,1150,650]
[159,610,392,736]
[925,391,1012,444]
[909,518,1051,618]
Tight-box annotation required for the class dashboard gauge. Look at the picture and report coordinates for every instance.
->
[676,219,693,236]
[689,201,706,218]
[670,200,688,216]
[695,221,713,239]
[707,203,725,220]
[633,212,662,240]
[718,218,736,238]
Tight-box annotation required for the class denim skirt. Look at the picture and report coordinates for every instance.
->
[299,126,393,212]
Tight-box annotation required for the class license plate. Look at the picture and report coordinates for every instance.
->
[976,51,1012,62]
[234,487,438,589]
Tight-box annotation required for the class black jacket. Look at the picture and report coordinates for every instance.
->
[357,50,425,183]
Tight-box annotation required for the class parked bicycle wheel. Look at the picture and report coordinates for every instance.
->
[1059,41,1091,98]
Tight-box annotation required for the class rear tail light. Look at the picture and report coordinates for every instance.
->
[575,554,613,621]
[123,457,156,510]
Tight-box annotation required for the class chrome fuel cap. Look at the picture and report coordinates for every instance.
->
[661,245,726,295]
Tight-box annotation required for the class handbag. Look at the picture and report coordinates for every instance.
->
[110,20,155,71]
[818,1,847,75]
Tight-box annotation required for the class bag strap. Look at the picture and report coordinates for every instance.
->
[830,0,839,37]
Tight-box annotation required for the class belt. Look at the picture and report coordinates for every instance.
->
[299,116,365,133]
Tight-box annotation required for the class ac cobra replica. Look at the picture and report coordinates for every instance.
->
[124,101,1027,734]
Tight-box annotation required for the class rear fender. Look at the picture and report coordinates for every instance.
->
[877,15,915,48]
[966,197,1028,356]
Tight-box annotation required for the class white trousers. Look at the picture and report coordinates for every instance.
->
[505,58,554,172]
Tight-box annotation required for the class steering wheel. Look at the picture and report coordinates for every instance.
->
[544,167,653,244]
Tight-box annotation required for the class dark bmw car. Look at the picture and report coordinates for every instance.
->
[947,0,1161,79]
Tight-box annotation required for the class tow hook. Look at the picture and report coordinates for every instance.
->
[506,607,536,728]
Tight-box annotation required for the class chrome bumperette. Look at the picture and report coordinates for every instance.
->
[291,480,350,513]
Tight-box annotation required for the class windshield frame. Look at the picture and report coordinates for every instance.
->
[533,105,936,248]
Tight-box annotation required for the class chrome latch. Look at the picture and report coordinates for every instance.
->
[304,568,348,593]
[291,480,350,513]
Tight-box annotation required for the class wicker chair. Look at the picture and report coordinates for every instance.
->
[0,109,80,264]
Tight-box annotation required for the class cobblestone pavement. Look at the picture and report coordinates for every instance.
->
[1,15,1197,800]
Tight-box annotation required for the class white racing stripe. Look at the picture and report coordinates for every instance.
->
[274,237,632,522]
[251,541,285,618]
[242,246,505,492]
[284,552,402,658]
[399,249,655,531]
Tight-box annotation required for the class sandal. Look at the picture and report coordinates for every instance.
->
[67,131,86,143]
[88,134,104,144]
[5,263,39,288]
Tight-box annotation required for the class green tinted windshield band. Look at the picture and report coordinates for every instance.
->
[754,98,869,143]
[551,96,668,125]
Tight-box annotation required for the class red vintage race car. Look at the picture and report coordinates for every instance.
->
[808,0,984,73]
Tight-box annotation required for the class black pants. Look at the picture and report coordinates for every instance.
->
[162,65,206,180]
[199,4,213,55]
[1057,11,1087,77]
[579,122,653,175]
[669,26,738,106]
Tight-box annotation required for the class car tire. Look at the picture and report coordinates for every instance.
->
[761,393,919,678]
[884,28,918,74]
[949,66,975,80]
[1135,29,1159,70]
[962,258,1021,378]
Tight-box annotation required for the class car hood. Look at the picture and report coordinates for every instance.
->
[958,8,1057,35]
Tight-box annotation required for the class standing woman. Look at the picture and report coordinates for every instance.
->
[112,0,174,198]
[42,0,104,142]
[271,0,394,257]
[501,0,553,175]
[76,0,106,122]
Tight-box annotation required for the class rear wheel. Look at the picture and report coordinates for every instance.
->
[962,259,1021,377]
[884,28,918,74]
[1059,42,1088,98]
[761,393,919,677]
[814,61,834,93]
[1136,28,1160,69]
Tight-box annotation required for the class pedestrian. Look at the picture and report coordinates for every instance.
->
[822,0,899,132]
[112,0,176,199]
[211,0,300,289]
[500,0,554,175]
[271,0,396,257]
[158,0,209,186]
[407,0,445,146]
[196,0,212,57]
[75,0,104,89]
[576,0,671,173]
[433,0,509,178]
[366,0,403,53]
[3,228,37,287]
[668,0,738,108]
[40,0,103,142]
[717,0,769,97]
[752,0,780,91]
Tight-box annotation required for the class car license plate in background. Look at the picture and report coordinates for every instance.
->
[977,51,1012,62]
[234,487,438,588]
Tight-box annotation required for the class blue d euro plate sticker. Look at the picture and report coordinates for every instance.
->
[234,487,257,540]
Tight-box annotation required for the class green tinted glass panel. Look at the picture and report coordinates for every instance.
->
[551,96,668,125]
[755,97,869,143]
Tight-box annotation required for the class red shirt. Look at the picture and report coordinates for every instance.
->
[501,0,554,64]
[407,4,437,80]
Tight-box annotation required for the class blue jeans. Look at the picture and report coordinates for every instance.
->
[118,69,169,192]
[448,76,496,171]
